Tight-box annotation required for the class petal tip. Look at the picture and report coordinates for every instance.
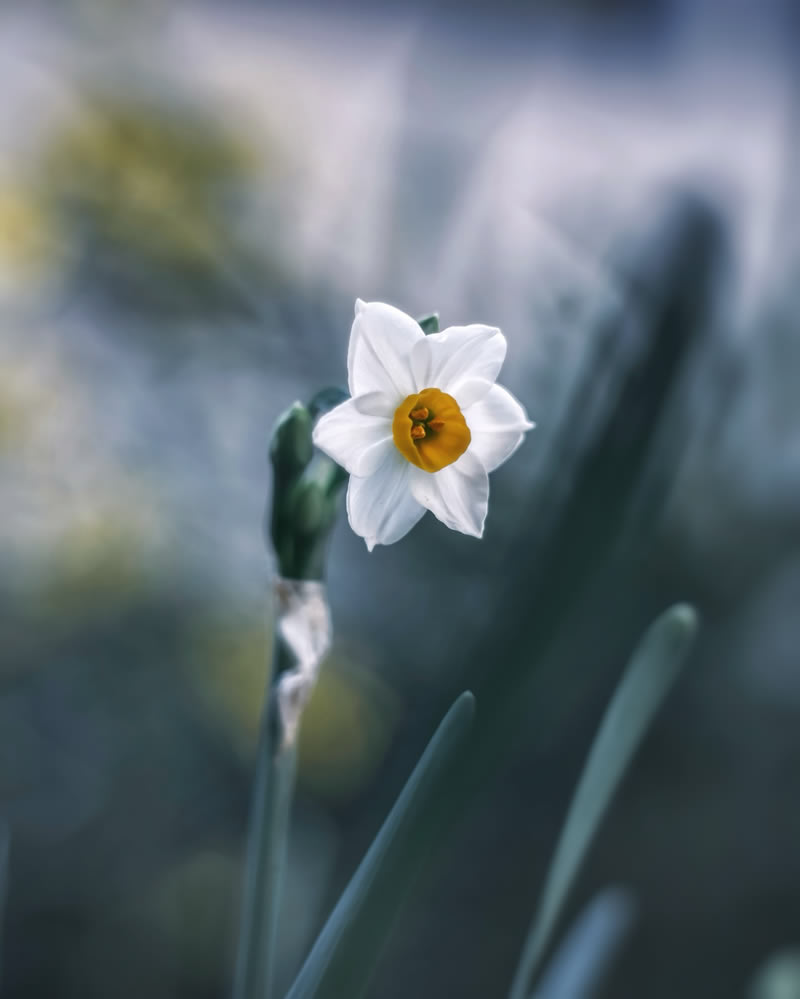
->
[456,520,485,540]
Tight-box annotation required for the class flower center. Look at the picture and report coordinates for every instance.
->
[392,387,471,472]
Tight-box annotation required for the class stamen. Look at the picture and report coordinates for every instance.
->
[410,407,429,421]
[428,419,445,431]
[410,424,426,440]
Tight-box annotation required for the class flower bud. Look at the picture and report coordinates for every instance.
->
[292,481,327,536]
[269,402,313,476]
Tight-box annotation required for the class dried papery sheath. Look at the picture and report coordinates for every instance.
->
[274,577,332,749]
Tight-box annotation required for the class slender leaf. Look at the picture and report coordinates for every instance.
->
[531,888,634,999]
[508,604,698,999]
[286,691,476,999]
[749,950,800,999]
[0,822,9,990]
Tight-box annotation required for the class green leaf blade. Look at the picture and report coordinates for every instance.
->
[286,691,475,999]
[531,887,634,999]
[508,604,698,999]
[0,822,9,990]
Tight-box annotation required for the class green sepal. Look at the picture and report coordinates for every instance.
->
[416,312,439,335]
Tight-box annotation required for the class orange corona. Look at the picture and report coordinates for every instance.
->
[392,388,471,472]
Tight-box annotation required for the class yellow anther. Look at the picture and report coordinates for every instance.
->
[428,418,445,431]
[410,424,426,440]
[410,407,429,421]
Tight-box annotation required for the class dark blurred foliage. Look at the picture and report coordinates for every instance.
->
[2,1,800,998]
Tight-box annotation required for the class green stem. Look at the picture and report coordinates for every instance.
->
[233,638,298,999]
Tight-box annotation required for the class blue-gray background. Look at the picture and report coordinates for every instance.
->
[2,1,800,996]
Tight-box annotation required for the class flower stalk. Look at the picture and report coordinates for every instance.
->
[232,634,297,999]
[233,302,531,998]
[233,396,346,999]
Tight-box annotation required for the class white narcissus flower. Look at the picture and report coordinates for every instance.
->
[312,300,534,550]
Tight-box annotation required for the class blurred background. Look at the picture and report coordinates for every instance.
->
[2,1,800,996]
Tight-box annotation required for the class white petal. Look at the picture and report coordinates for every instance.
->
[410,324,506,395]
[347,300,423,399]
[346,454,425,550]
[409,450,489,538]
[469,429,527,473]
[465,382,534,472]
[449,376,495,409]
[352,391,395,418]
[312,398,393,476]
